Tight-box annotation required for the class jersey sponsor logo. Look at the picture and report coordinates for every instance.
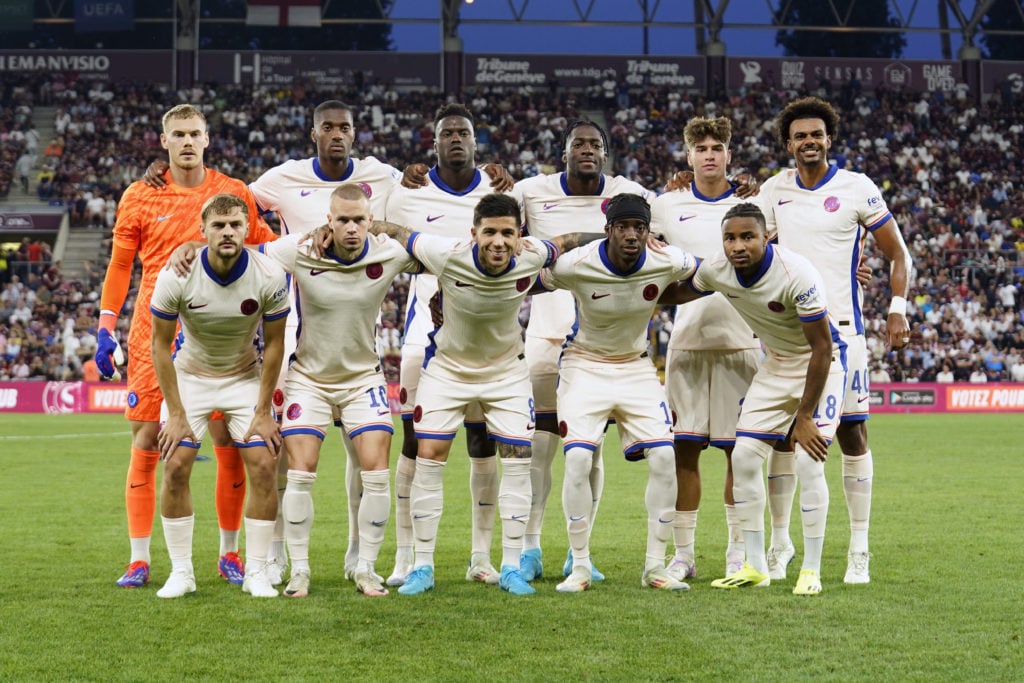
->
[366,263,384,279]
[300,190,314,197]
[309,268,329,276]
[358,182,373,198]
[796,285,818,303]
[542,203,559,211]
[240,299,259,315]
[823,196,840,213]
[643,284,659,301]
[187,302,208,310]
[426,214,444,222]
[156,214,174,221]
[455,281,475,288]
[678,214,697,222]
[590,292,611,300]
[286,403,302,420]
[777,199,793,206]
[767,301,786,313]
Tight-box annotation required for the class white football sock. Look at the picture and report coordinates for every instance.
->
[725,503,744,556]
[410,458,446,570]
[498,458,531,569]
[796,444,829,573]
[393,455,416,555]
[645,446,676,571]
[243,518,274,569]
[732,437,773,573]
[282,470,317,573]
[767,448,796,549]
[590,443,605,531]
[342,431,361,554]
[470,454,498,558]
[130,536,151,565]
[562,446,593,569]
[672,509,698,562]
[843,450,872,554]
[219,529,239,557]
[358,469,390,567]
[525,430,559,545]
[161,515,194,574]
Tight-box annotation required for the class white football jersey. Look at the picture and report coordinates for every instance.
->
[651,183,761,352]
[249,156,401,235]
[384,167,499,347]
[261,232,419,386]
[150,248,289,378]
[543,241,697,363]
[510,172,651,340]
[691,244,840,360]
[410,233,555,383]
[760,166,892,334]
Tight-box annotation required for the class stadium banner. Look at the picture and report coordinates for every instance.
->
[870,382,1024,413]
[0,0,33,32]
[981,61,1024,97]
[198,51,440,88]
[74,0,134,33]
[0,208,65,235]
[0,50,173,84]
[0,382,128,414]
[465,54,706,90]
[728,57,964,94]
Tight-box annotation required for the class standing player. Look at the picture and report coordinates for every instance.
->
[539,193,697,593]
[510,119,651,583]
[663,203,846,596]
[372,193,599,596]
[150,194,289,598]
[262,184,421,598]
[96,104,278,588]
[760,97,912,584]
[650,116,762,581]
[383,104,504,587]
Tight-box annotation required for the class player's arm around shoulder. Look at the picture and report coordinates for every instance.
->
[259,231,303,274]
[659,256,710,306]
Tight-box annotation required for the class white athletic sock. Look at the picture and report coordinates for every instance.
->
[562,446,594,569]
[724,503,744,556]
[732,437,773,574]
[161,515,194,574]
[358,469,390,568]
[644,446,676,571]
[219,529,239,557]
[410,458,446,570]
[130,536,151,564]
[342,431,361,553]
[469,454,498,558]
[394,455,416,554]
[795,444,829,572]
[672,509,698,562]
[590,443,605,530]
[525,430,559,543]
[243,518,274,569]
[498,458,531,569]
[270,443,288,560]
[767,448,796,549]
[843,450,873,554]
[282,470,317,573]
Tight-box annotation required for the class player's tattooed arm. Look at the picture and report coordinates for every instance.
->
[548,232,603,255]
[497,443,532,459]
[370,220,415,244]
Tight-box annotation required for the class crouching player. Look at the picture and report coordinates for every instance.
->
[150,194,289,598]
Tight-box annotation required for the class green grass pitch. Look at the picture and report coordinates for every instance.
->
[1,413,1021,681]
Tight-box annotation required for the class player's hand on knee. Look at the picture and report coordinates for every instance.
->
[158,415,196,461]
[245,413,282,453]
[792,416,829,462]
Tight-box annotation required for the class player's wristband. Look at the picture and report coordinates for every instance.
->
[99,311,118,332]
[888,296,907,316]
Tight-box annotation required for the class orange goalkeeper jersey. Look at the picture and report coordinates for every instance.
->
[103,168,277,322]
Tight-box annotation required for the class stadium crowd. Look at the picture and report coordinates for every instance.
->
[1,73,1022,384]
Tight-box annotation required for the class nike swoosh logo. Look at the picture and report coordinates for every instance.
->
[657,517,673,524]
[370,520,387,527]
[857,395,870,403]
[511,514,528,521]
[543,203,558,210]
[232,480,244,489]
[857,477,872,482]
[187,303,208,310]
[766,475,783,480]
[455,281,475,288]
[310,269,329,276]
[815,421,831,429]
[777,199,793,206]
[678,215,697,222]
[300,190,314,197]
[591,292,611,300]
[377,409,390,416]
[129,482,146,488]
[526,423,535,430]
[396,494,410,500]
[569,515,585,522]
[413,514,429,520]
[156,214,174,221]
[801,506,816,512]
[478,501,494,507]
[426,215,444,222]
[726,293,740,299]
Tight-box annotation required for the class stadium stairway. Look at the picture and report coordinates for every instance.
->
[61,229,106,281]
[5,105,57,206]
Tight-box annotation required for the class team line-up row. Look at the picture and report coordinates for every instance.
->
[97,95,911,599]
